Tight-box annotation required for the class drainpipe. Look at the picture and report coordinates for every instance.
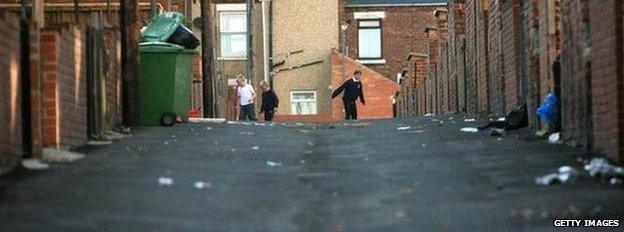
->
[268,0,274,88]
[246,0,254,84]
[262,0,270,83]
[20,0,32,158]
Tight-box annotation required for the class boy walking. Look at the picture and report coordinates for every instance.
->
[332,70,365,120]
[236,75,257,121]
[259,81,279,122]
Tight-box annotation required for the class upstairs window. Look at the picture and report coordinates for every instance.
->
[219,9,247,58]
[358,20,382,59]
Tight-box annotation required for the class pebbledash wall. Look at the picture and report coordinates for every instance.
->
[0,12,23,173]
[396,0,624,163]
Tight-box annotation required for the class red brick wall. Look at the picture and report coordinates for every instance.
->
[501,0,522,113]
[426,28,439,114]
[447,2,466,112]
[523,0,542,129]
[464,0,479,114]
[560,0,592,148]
[0,12,22,172]
[488,0,505,116]
[589,0,624,163]
[476,0,490,115]
[103,29,124,130]
[344,6,439,81]
[41,25,87,148]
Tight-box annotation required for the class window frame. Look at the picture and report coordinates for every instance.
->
[290,91,318,115]
[218,9,247,59]
[357,19,383,60]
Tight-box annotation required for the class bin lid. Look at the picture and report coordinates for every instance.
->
[140,42,185,53]
[141,12,189,43]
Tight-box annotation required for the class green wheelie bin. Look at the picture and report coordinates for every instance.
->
[139,42,197,126]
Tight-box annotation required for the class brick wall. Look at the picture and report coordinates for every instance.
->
[464,0,479,114]
[344,6,439,81]
[0,12,22,172]
[425,28,439,114]
[41,25,87,149]
[103,29,123,130]
[560,0,592,148]
[488,0,505,116]
[589,0,624,163]
[447,1,465,113]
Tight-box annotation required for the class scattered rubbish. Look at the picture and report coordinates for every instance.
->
[609,178,623,186]
[22,159,50,170]
[205,127,212,130]
[408,130,427,134]
[87,140,113,146]
[164,141,169,145]
[464,118,476,122]
[42,148,85,163]
[537,93,558,124]
[266,161,282,167]
[548,133,561,144]
[489,128,505,136]
[424,113,435,117]
[460,127,479,133]
[194,181,212,190]
[478,105,528,132]
[535,166,579,186]
[584,158,624,178]
[252,146,259,150]
[158,177,174,187]
[189,118,226,123]
[397,126,411,131]
[497,117,506,122]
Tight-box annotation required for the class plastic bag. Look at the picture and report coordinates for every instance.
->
[537,93,557,124]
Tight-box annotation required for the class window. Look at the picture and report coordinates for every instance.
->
[219,9,246,58]
[358,20,382,59]
[291,91,317,115]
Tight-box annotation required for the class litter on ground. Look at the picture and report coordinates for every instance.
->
[461,127,479,133]
[464,118,476,122]
[266,161,282,167]
[22,159,50,170]
[194,181,212,190]
[158,177,174,187]
[548,133,561,144]
[397,126,411,131]
[535,166,578,186]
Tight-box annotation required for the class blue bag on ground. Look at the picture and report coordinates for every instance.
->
[537,93,557,124]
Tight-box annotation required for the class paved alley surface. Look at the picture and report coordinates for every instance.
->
[1,117,624,231]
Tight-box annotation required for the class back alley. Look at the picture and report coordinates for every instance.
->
[1,117,623,231]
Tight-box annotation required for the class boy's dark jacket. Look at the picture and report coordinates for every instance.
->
[260,89,279,113]
[332,78,365,104]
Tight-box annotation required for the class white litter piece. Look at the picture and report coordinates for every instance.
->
[22,159,50,170]
[609,178,622,186]
[189,118,226,123]
[397,126,411,131]
[584,158,624,178]
[497,117,506,122]
[408,130,427,134]
[460,127,479,133]
[194,181,212,190]
[548,133,561,144]
[205,127,212,130]
[164,141,169,145]
[421,144,427,148]
[464,118,476,122]
[158,177,174,187]
[238,132,255,136]
[252,146,260,150]
[86,140,113,146]
[535,166,579,186]
[42,148,85,163]
[307,142,314,147]
[424,113,435,117]
[266,161,282,167]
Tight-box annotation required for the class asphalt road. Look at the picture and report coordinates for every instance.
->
[1,117,623,232]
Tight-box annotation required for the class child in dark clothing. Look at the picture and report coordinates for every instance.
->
[259,81,279,122]
[332,70,365,120]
